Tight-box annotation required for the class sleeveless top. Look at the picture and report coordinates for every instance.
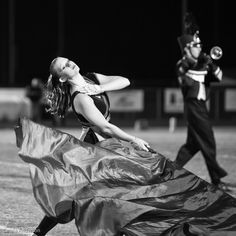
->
[70,72,110,127]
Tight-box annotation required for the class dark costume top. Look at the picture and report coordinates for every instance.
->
[71,72,110,127]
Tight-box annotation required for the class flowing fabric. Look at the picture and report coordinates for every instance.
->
[15,118,236,236]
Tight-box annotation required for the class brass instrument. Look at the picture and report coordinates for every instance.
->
[210,46,223,60]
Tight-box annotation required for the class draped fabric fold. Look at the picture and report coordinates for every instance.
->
[15,118,236,235]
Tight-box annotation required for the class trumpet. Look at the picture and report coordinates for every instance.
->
[210,46,223,60]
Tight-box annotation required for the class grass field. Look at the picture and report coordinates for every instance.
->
[0,125,236,235]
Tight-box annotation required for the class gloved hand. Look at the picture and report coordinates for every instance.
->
[199,53,212,65]
[199,53,218,71]
[131,137,150,151]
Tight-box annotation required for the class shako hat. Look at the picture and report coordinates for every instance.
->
[177,12,201,54]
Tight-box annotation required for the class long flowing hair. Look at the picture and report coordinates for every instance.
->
[44,74,71,118]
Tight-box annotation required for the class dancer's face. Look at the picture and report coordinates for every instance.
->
[51,57,80,80]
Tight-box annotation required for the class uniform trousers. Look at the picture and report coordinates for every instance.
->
[175,99,227,184]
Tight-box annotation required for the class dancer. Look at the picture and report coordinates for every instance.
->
[44,57,149,149]
[30,56,149,236]
[15,57,236,236]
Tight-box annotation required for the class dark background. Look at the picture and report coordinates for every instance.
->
[1,0,236,88]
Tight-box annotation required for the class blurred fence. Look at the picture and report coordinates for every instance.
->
[0,88,31,122]
[0,81,236,127]
[108,82,236,127]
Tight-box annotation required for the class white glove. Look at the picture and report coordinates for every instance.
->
[131,137,150,151]
[79,83,103,95]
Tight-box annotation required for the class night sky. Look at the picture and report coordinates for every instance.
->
[0,0,236,87]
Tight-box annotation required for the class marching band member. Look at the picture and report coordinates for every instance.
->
[174,14,227,189]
